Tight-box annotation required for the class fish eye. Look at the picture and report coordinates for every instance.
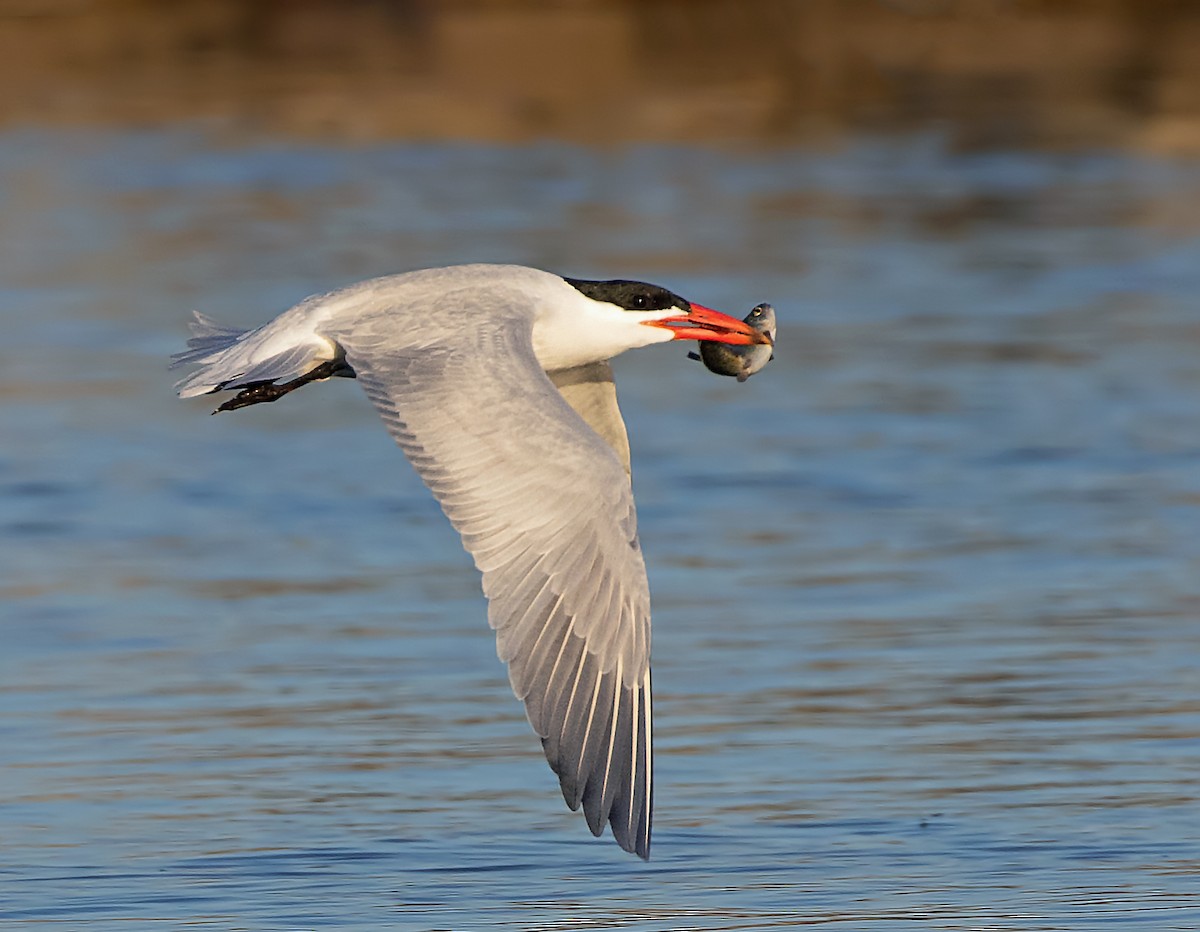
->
[749,308,762,318]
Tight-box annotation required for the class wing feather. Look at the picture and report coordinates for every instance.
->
[331,300,653,857]
[548,363,632,475]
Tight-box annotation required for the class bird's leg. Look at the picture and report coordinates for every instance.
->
[212,360,351,414]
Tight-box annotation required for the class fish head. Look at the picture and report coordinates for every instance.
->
[744,303,776,345]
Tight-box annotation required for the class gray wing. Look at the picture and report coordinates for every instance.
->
[331,308,653,858]
[548,362,631,476]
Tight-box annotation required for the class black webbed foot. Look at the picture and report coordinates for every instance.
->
[213,381,291,413]
[212,359,351,414]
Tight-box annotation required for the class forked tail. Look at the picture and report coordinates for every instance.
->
[171,310,351,411]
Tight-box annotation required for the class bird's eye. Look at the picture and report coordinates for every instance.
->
[631,293,651,310]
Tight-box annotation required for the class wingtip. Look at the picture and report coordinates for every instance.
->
[609,815,652,860]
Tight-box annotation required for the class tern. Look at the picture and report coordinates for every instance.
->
[172,263,771,859]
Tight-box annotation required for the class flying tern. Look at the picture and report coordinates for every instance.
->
[173,263,772,858]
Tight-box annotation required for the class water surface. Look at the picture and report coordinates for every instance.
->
[1,130,1199,930]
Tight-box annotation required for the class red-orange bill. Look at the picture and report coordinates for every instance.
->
[643,304,773,346]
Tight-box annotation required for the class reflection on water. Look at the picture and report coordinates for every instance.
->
[2,129,1200,929]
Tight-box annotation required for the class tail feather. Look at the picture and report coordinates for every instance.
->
[170,311,250,370]
[231,343,323,387]
[172,310,340,400]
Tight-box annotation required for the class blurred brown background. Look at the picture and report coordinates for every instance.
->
[3,0,1200,150]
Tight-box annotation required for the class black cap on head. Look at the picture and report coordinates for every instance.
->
[565,278,690,313]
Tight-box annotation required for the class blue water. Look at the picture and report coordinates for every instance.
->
[2,129,1199,930]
